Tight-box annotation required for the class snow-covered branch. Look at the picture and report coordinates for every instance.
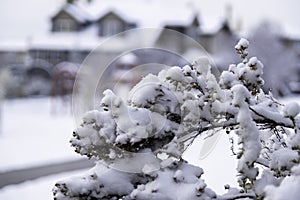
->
[219,193,256,200]
[53,38,300,200]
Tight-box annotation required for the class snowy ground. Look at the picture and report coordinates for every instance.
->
[0,169,87,200]
[0,97,80,172]
[0,95,299,199]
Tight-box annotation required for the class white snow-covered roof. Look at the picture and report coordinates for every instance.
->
[200,20,231,35]
[1,0,201,53]
[29,32,104,51]
[0,39,28,52]
[72,0,199,28]
[62,3,93,23]
[28,23,165,51]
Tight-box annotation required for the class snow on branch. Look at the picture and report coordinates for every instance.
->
[53,38,300,200]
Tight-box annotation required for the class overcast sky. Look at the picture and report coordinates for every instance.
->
[0,0,299,39]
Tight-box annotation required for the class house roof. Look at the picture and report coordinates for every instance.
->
[71,0,200,28]
[0,0,205,52]
[0,39,28,52]
[200,20,233,36]
[55,3,93,24]
[29,32,103,51]
[28,28,161,52]
[27,0,200,51]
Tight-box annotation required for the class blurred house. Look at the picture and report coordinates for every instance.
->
[280,36,300,63]
[0,41,27,67]
[1,0,298,97]
[0,40,28,97]
[246,23,300,97]
[280,36,300,93]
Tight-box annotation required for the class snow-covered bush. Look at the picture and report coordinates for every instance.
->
[53,39,300,200]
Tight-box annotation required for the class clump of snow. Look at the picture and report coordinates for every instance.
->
[253,170,280,196]
[289,132,300,149]
[235,38,249,50]
[54,160,216,200]
[231,85,251,107]
[193,57,211,75]
[265,164,300,200]
[219,70,238,89]
[283,102,300,117]
[129,161,215,200]
[269,148,298,172]
[232,84,261,183]
[166,66,184,82]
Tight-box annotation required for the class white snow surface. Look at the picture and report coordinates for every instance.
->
[0,97,80,172]
[1,96,300,199]
[0,169,87,200]
[77,0,197,28]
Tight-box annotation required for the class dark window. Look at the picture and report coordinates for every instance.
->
[100,19,123,36]
[53,18,77,32]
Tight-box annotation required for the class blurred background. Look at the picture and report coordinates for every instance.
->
[0,0,299,199]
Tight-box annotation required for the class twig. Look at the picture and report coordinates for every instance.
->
[249,106,293,128]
